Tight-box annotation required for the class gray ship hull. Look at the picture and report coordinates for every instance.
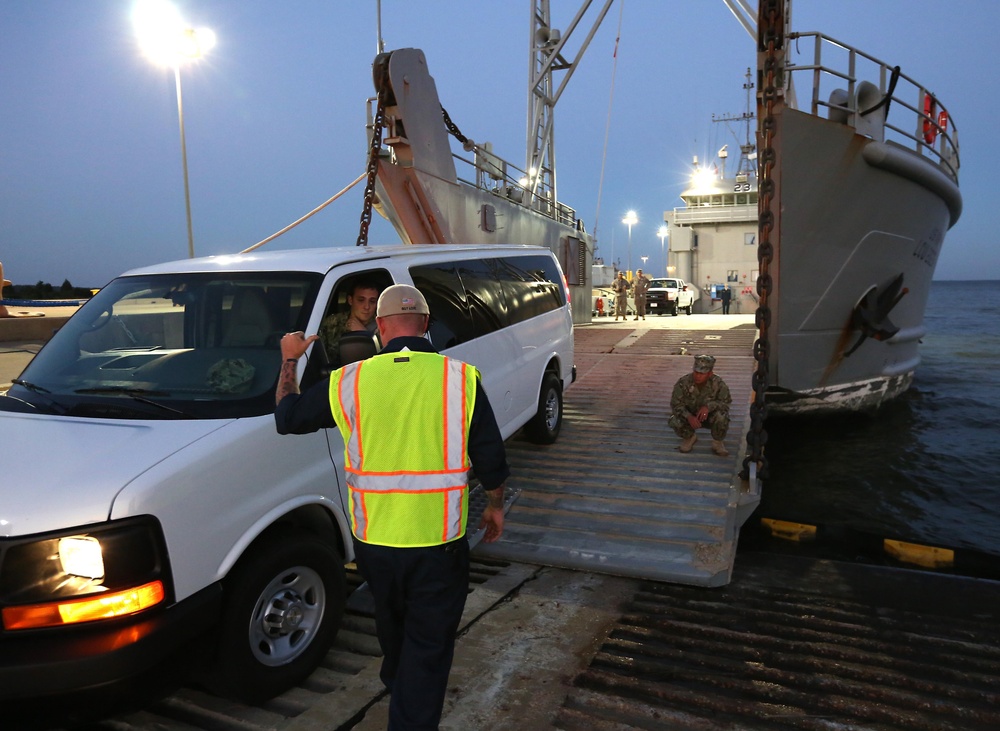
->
[767,107,959,414]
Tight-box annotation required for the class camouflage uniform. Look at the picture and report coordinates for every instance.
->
[668,371,731,440]
[318,311,377,362]
[612,275,630,319]
[632,274,649,319]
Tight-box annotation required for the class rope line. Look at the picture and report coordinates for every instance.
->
[592,0,626,243]
[240,173,367,254]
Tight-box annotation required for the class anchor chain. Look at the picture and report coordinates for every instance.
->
[356,62,389,247]
[442,106,475,152]
[742,0,783,482]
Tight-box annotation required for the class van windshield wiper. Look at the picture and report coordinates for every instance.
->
[74,386,189,416]
[10,378,68,414]
[12,378,52,394]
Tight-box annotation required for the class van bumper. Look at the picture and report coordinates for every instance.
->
[0,582,222,701]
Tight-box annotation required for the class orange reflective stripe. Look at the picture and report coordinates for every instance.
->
[441,357,449,470]
[333,362,363,470]
[442,358,471,472]
[349,472,468,491]
[355,491,369,541]
[444,486,465,543]
[352,360,365,470]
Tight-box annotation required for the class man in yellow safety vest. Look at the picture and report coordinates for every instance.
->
[275,284,509,730]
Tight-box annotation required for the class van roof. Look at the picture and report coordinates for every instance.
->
[123,244,556,278]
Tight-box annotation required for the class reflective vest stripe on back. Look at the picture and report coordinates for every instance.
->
[329,351,477,547]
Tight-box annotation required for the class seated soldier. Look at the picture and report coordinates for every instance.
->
[668,354,732,456]
[318,279,380,363]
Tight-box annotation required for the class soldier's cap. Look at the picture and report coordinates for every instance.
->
[377,284,429,317]
[693,354,716,373]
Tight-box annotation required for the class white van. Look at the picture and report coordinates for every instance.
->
[0,244,573,704]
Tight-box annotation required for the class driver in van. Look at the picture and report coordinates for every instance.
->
[275,284,509,731]
[318,279,381,362]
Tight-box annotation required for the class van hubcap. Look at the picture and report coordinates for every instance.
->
[250,565,326,665]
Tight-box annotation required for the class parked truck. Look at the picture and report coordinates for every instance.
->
[646,277,698,316]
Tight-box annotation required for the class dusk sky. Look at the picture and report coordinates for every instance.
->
[2,1,996,288]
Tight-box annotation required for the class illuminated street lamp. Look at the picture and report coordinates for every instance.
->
[658,224,669,275]
[640,255,648,271]
[133,0,215,259]
[622,210,638,275]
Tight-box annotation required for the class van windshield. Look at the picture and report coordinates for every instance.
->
[5,272,321,419]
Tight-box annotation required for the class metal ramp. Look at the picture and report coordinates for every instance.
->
[476,323,761,586]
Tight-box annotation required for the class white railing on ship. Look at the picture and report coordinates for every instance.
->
[451,147,582,230]
[672,204,758,224]
[787,31,959,182]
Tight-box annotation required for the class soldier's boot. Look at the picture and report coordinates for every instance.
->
[712,439,730,457]
[679,435,697,453]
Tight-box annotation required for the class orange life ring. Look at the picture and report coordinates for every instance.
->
[922,93,937,144]
[937,109,949,135]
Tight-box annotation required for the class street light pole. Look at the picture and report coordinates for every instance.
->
[658,225,668,276]
[134,0,215,259]
[622,210,637,275]
[174,65,195,259]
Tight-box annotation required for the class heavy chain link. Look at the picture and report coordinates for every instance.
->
[441,106,473,151]
[742,0,782,482]
[356,86,386,247]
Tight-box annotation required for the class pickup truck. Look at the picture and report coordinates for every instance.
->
[646,277,696,316]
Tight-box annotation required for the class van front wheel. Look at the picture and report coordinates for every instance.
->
[206,528,345,703]
[524,373,563,444]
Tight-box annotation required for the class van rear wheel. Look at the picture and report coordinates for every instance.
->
[206,527,345,703]
[524,372,563,444]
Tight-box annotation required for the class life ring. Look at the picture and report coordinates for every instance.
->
[922,93,937,144]
[937,109,949,135]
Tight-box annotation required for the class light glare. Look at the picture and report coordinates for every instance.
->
[691,167,717,191]
[133,0,214,66]
[59,536,105,580]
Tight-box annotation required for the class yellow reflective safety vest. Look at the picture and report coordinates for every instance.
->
[329,350,479,547]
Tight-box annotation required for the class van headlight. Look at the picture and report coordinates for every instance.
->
[0,517,170,630]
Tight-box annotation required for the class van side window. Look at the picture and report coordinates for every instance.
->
[411,254,565,348]
[409,263,475,349]
[457,258,507,334]
[495,255,565,325]
[301,269,392,387]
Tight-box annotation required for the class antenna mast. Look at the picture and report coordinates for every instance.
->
[526,1,615,213]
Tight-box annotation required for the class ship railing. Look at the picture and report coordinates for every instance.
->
[786,31,959,183]
[672,204,758,225]
[450,145,583,231]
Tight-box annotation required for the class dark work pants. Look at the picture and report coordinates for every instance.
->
[353,537,470,731]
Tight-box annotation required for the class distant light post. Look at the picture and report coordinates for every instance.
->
[640,255,648,271]
[658,225,669,275]
[134,0,215,259]
[622,210,638,275]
